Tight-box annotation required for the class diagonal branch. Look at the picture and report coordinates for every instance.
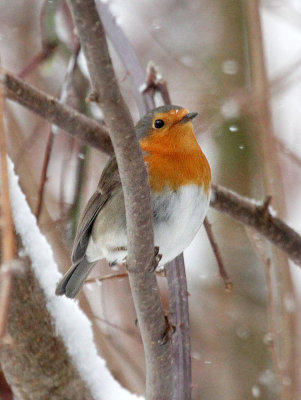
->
[67,0,172,399]
[203,217,232,291]
[211,184,301,267]
[0,70,113,155]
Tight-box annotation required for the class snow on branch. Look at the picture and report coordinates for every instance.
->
[7,158,143,400]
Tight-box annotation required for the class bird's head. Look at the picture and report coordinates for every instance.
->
[135,105,198,142]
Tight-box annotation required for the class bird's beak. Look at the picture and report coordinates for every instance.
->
[180,112,198,124]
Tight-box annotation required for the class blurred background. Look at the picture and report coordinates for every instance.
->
[1,0,301,399]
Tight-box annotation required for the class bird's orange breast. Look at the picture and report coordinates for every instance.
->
[140,123,211,193]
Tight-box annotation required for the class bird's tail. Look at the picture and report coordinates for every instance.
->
[55,256,96,298]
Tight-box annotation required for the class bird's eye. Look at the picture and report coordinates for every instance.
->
[154,119,165,129]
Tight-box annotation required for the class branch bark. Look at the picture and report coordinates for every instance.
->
[67,0,172,398]
[211,184,301,267]
[165,255,191,400]
[204,217,232,291]
[0,259,93,400]
[0,70,113,155]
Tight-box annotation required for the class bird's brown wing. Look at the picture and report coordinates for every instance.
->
[71,156,121,264]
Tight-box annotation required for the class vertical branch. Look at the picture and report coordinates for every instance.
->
[67,1,172,398]
[245,229,282,382]
[165,255,191,400]
[245,1,299,398]
[35,130,55,220]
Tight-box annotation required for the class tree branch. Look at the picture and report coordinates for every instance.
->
[0,259,93,400]
[165,254,191,400]
[0,70,113,155]
[67,0,172,398]
[203,217,232,291]
[17,43,57,79]
[211,184,301,267]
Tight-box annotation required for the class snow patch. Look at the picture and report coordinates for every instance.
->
[7,158,143,400]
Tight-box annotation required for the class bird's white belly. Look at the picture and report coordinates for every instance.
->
[87,184,210,266]
[152,184,210,265]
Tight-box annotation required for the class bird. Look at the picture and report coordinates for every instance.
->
[56,105,211,298]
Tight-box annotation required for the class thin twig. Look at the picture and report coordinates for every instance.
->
[59,1,80,50]
[245,229,283,385]
[85,270,173,285]
[18,43,57,79]
[276,138,301,170]
[0,62,17,344]
[85,273,128,284]
[203,217,232,292]
[143,62,172,106]
[67,1,172,399]
[270,55,301,95]
[36,48,80,220]
[17,0,60,79]
[94,314,140,341]
[36,130,55,220]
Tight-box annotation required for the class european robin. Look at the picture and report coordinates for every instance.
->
[56,105,211,298]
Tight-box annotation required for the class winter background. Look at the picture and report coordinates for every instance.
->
[1,0,301,399]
